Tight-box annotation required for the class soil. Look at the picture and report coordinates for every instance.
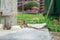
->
[50,32,60,40]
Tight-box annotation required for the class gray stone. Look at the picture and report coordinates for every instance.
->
[0,0,17,29]
[0,28,51,40]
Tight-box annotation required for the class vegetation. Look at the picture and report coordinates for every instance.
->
[24,1,40,9]
[17,12,60,32]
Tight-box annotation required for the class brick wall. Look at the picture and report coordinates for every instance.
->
[40,0,44,13]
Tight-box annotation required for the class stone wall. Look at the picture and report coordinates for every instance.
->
[0,0,17,30]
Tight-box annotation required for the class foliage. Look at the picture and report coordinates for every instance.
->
[17,12,44,24]
[24,1,40,9]
[17,12,60,32]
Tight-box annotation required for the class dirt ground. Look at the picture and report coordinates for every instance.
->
[50,32,60,40]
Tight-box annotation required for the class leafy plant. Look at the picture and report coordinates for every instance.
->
[24,1,40,9]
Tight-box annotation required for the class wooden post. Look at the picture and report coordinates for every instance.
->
[46,0,53,18]
[1,0,17,30]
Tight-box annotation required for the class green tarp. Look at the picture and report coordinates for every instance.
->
[45,0,60,15]
[44,0,54,15]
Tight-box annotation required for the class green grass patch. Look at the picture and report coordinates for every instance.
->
[17,13,45,24]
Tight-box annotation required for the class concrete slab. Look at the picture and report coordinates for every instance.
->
[0,28,51,40]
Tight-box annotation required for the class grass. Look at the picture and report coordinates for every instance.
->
[17,12,46,24]
[17,12,60,32]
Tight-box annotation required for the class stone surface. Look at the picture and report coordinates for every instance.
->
[1,0,17,29]
[0,24,4,29]
[1,0,17,16]
[0,28,51,40]
[27,23,46,28]
[11,25,21,31]
[0,23,46,30]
